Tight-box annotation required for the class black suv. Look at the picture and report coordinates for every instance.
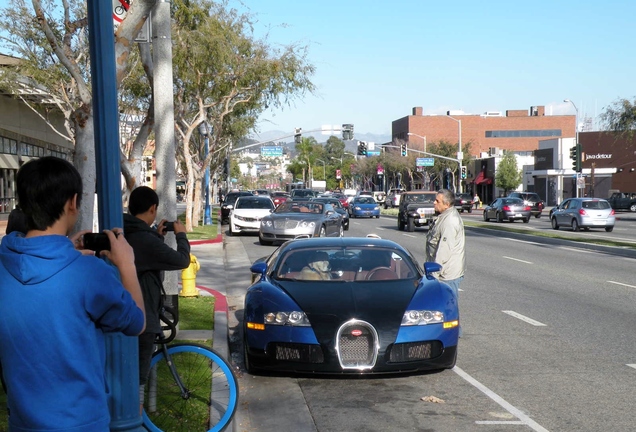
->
[454,193,474,213]
[397,191,437,232]
[508,192,544,218]
[221,191,253,223]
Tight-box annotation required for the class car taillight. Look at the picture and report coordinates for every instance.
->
[610,209,615,216]
[502,205,511,211]
[525,206,531,211]
[579,209,587,216]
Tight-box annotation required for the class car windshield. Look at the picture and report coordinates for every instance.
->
[236,197,274,210]
[273,246,418,282]
[356,197,375,204]
[405,194,434,203]
[275,201,324,214]
[225,192,251,205]
[291,189,315,197]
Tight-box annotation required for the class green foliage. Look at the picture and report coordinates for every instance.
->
[495,152,522,194]
[600,97,636,139]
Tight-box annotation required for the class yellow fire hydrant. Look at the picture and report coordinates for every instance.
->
[180,254,200,297]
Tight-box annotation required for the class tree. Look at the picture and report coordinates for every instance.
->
[0,0,156,230]
[170,0,316,229]
[600,97,636,139]
[495,151,522,195]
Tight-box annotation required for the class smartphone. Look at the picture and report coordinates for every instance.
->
[164,221,175,232]
[83,233,110,252]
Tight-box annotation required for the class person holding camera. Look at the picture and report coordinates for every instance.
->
[0,157,145,431]
[122,186,191,411]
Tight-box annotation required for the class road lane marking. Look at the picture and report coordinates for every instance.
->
[476,421,525,425]
[557,246,595,254]
[453,366,550,432]
[502,256,533,264]
[626,364,636,370]
[403,234,417,238]
[502,310,547,326]
[607,280,636,289]
[501,237,543,246]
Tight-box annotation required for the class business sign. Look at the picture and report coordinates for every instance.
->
[416,157,435,167]
[260,146,283,157]
[336,169,342,179]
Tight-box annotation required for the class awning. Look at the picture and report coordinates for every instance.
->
[473,171,493,185]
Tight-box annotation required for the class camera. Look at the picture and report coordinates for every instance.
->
[83,233,110,252]
[164,221,175,232]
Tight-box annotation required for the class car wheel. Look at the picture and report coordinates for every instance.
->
[344,222,349,231]
[319,226,326,237]
[468,208,472,214]
[572,219,580,232]
[228,224,234,236]
[407,217,415,232]
[259,236,273,246]
[376,215,380,219]
[497,212,504,223]
[630,203,636,212]
[398,217,405,231]
[551,217,559,230]
[243,334,257,375]
[606,226,614,232]
[339,224,344,237]
[483,211,488,222]
[523,218,529,223]
[535,213,541,218]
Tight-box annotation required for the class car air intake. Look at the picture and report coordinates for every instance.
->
[335,319,379,370]
[270,342,324,363]
[388,341,443,362]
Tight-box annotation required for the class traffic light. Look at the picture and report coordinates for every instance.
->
[400,142,407,156]
[461,166,467,179]
[342,124,354,140]
[570,144,582,172]
[357,141,367,156]
[294,127,302,144]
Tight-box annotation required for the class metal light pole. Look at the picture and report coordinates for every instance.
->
[198,122,212,225]
[316,158,326,180]
[564,99,579,198]
[406,132,426,152]
[446,115,462,193]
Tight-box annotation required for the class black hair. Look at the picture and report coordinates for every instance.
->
[128,186,159,216]
[6,206,27,235]
[16,156,83,231]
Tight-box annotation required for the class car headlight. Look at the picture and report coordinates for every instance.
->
[264,311,310,326]
[354,206,361,210]
[261,220,273,227]
[299,221,316,228]
[374,206,379,210]
[401,310,444,326]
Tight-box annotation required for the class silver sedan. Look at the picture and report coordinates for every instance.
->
[483,197,531,223]
[259,200,344,246]
[550,198,615,232]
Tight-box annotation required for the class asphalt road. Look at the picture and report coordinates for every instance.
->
[231,212,636,432]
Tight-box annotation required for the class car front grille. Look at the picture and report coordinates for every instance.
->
[336,320,379,370]
[273,219,299,229]
[269,342,324,363]
[388,341,443,363]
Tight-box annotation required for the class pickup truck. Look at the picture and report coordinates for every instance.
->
[607,192,636,212]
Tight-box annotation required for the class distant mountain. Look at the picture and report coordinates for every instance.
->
[245,130,392,147]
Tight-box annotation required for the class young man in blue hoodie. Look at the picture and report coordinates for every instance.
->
[0,156,146,432]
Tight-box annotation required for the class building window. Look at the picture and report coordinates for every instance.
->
[1,137,18,155]
[21,143,47,157]
[485,129,562,138]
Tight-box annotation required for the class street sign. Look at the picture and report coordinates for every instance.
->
[366,150,381,156]
[260,146,283,157]
[416,157,434,167]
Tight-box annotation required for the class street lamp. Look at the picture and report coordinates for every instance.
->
[406,132,427,152]
[446,115,463,192]
[198,121,212,225]
[564,99,580,198]
[316,158,326,180]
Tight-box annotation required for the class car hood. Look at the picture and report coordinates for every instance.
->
[266,212,324,220]
[279,280,416,345]
[232,208,272,217]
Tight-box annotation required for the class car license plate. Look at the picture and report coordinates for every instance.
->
[592,220,604,225]
[418,218,427,223]
[515,213,522,217]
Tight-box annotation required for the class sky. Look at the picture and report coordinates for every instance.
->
[231,0,636,140]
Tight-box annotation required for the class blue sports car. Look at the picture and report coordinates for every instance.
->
[348,196,381,218]
[244,237,459,374]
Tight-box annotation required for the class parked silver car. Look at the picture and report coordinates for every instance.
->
[259,200,344,246]
[482,197,531,223]
[550,198,615,232]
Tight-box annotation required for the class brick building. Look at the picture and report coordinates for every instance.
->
[393,105,576,157]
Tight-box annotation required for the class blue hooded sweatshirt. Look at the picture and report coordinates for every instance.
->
[0,232,144,432]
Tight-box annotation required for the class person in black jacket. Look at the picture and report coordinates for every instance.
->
[123,186,191,411]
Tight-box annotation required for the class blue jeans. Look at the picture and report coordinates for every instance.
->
[441,276,463,336]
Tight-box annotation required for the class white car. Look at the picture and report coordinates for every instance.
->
[229,196,275,236]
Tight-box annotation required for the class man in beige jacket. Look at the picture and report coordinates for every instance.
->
[426,189,465,300]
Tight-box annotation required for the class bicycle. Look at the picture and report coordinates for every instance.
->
[142,305,239,432]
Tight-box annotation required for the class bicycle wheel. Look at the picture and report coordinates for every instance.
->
[143,343,238,432]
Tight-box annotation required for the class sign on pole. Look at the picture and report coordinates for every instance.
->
[416,157,435,167]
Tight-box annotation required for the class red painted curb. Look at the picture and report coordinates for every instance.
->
[189,234,223,245]
[194,286,228,313]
